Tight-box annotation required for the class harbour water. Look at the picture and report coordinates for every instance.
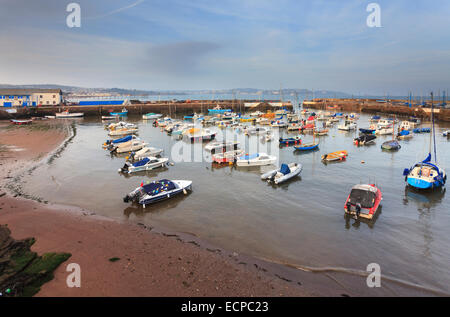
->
[19,112,450,294]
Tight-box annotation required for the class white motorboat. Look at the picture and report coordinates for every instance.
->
[106,121,137,130]
[246,126,271,135]
[338,120,357,131]
[143,113,163,120]
[212,149,244,164]
[375,125,394,135]
[236,153,277,166]
[119,156,169,174]
[128,147,163,161]
[261,163,303,184]
[123,179,192,207]
[110,140,147,153]
[184,128,216,142]
[55,111,84,118]
[108,128,139,137]
[204,141,240,153]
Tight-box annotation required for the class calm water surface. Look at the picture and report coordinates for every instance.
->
[21,112,450,293]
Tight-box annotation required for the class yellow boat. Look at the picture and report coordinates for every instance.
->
[321,150,348,162]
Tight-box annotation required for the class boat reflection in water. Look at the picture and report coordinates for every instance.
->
[344,206,382,230]
[403,186,446,210]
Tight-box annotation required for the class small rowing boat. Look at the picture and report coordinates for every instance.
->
[279,136,302,146]
[10,119,32,125]
[55,111,84,118]
[321,150,348,162]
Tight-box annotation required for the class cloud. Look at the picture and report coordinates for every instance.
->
[141,41,221,76]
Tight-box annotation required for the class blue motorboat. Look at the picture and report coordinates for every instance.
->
[123,179,192,206]
[359,128,375,134]
[279,136,302,146]
[413,128,431,133]
[109,108,128,116]
[208,108,232,114]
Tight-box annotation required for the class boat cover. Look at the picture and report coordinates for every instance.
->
[142,179,176,195]
[113,135,132,144]
[132,157,150,167]
[280,164,291,175]
[382,140,400,149]
[399,130,410,136]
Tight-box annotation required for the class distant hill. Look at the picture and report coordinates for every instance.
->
[0,84,352,98]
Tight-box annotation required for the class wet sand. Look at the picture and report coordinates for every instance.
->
[0,121,308,296]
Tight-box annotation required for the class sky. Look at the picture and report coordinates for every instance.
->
[0,0,449,95]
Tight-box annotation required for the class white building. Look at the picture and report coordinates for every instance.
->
[0,89,62,107]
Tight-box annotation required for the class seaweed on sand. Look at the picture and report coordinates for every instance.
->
[0,225,71,297]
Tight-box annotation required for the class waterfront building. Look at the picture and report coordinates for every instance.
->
[0,89,62,107]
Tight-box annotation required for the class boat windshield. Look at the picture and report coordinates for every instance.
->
[349,189,377,208]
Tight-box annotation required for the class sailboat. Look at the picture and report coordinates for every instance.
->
[403,93,447,190]
[294,128,319,151]
[381,117,401,151]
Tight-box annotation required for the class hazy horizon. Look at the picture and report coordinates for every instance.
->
[1,0,449,96]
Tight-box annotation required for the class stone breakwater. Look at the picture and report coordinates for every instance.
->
[0,100,293,119]
[304,98,450,122]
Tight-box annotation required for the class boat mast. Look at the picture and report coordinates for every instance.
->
[429,92,433,158]
[431,92,437,163]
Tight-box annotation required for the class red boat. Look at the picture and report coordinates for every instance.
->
[344,184,382,220]
[301,123,315,131]
[10,119,32,125]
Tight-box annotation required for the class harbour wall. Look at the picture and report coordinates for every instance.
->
[304,99,450,122]
[0,100,292,119]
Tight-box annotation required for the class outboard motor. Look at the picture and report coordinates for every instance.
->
[355,203,362,218]
[346,202,351,212]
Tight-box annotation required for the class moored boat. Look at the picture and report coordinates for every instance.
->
[142,113,162,120]
[204,141,239,153]
[236,153,277,166]
[119,156,168,174]
[212,149,244,164]
[354,134,376,146]
[321,150,348,162]
[381,140,401,151]
[110,140,147,153]
[10,119,32,125]
[261,163,303,184]
[123,179,192,207]
[279,136,302,146]
[108,127,138,136]
[404,93,446,190]
[344,184,382,220]
[127,147,164,162]
[55,111,84,118]
[109,108,128,116]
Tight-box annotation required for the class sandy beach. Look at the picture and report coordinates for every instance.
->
[0,120,309,297]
